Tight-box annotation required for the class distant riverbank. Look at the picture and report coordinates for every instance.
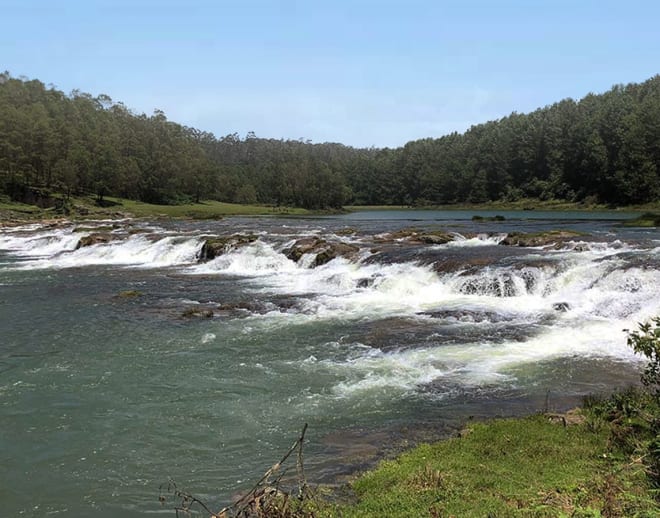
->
[2,193,659,224]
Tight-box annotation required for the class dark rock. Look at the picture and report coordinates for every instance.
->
[459,275,519,297]
[283,237,359,267]
[181,307,214,318]
[198,234,258,262]
[472,215,505,222]
[356,278,373,288]
[432,256,497,274]
[552,302,571,312]
[217,300,265,312]
[313,242,359,267]
[335,227,358,236]
[373,228,454,245]
[116,290,143,299]
[500,230,584,247]
[416,232,453,245]
[419,309,512,323]
[76,232,121,248]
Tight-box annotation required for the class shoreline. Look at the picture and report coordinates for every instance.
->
[1,197,656,227]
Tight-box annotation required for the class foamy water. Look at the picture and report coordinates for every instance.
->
[0,213,656,517]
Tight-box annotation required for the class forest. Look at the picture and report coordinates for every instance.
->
[1,71,659,209]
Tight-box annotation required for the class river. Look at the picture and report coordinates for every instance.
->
[0,210,658,517]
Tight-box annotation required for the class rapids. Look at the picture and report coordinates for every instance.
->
[0,210,657,517]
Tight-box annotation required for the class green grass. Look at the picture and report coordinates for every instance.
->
[622,212,660,227]
[0,195,315,220]
[319,409,658,517]
[0,199,41,215]
[103,197,312,218]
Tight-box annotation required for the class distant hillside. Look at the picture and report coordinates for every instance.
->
[1,72,658,208]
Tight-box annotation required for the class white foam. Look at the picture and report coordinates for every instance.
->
[443,233,508,247]
[188,241,298,276]
[312,311,645,399]
[201,333,216,344]
[0,228,83,257]
[15,234,202,269]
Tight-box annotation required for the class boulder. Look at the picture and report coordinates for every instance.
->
[416,232,454,245]
[373,228,453,245]
[198,234,258,262]
[500,230,584,247]
[76,232,120,248]
[283,237,359,267]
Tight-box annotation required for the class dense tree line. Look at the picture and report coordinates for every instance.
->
[1,71,658,209]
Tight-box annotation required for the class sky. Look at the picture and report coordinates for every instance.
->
[2,0,659,148]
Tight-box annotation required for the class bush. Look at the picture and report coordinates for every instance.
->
[627,317,660,396]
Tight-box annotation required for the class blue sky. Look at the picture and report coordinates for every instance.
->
[2,0,659,147]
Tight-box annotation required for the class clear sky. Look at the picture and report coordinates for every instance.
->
[2,0,659,148]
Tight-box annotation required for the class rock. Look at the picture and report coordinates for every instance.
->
[459,275,519,297]
[116,290,142,299]
[181,307,214,318]
[552,302,570,312]
[431,256,496,274]
[416,232,453,245]
[76,232,120,248]
[356,278,373,288]
[500,230,584,247]
[313,242,359,267]
[373,228,453,245]
[472,215,505,221]
[419,309,512,323]
[198,234,258,262]
[282,237,359,267]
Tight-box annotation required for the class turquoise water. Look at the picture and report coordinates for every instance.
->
[0,213,657,516]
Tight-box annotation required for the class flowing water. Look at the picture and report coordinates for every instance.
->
[1,210,658,517]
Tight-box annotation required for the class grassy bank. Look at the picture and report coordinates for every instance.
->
[185,389,658,518]
[2,194,658,223]
[0,195,314,221]
[622,212,660,228]
[103,197,313,218]
[321,405,657,517]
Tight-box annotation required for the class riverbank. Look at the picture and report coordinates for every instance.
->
[346,198,660,213]
[281,390,659,517]
[2,194,659,225]
[0,195,315,222]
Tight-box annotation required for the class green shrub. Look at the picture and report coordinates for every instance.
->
[628,317,660,396]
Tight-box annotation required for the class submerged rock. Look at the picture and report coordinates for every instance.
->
[181,306,214,318]
[419,309,513,323]
[115,290,143,299]
[198,234,258,262]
